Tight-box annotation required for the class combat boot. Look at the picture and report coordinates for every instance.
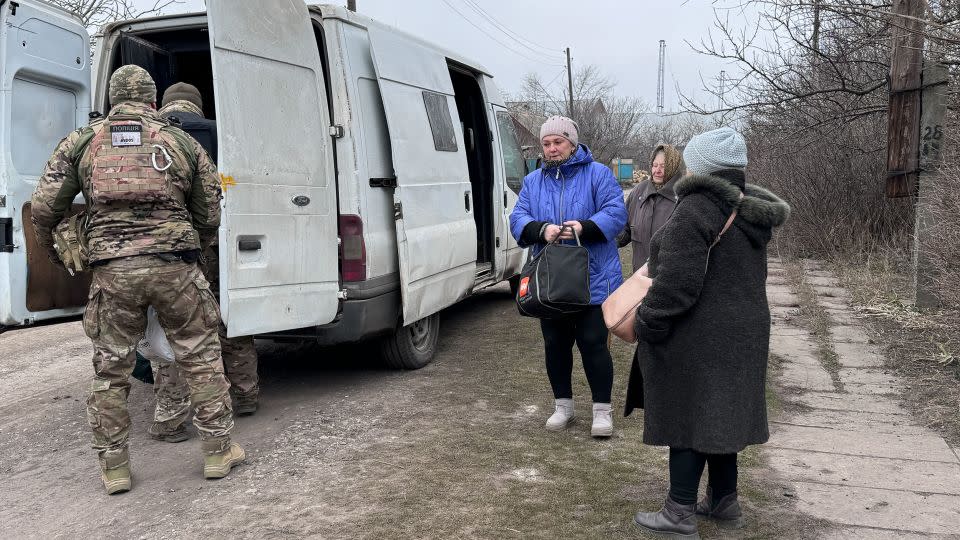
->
[233,397,258,417]
[545,398,574,431]
[633,497,701,539]
[203,441,246,479]
[98,451,131,495]
[695,487,743,529]
[148,421,189,443]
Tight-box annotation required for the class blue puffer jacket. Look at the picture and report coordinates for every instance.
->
[510,144,627,304]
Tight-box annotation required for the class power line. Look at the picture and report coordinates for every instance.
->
[438,0,565,67]
[457,0,564,59]
[543,66,567,90]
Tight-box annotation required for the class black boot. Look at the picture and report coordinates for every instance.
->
[695,487,743,529]
[633,497,701,539]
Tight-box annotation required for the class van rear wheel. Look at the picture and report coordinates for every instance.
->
[380,313,440,369]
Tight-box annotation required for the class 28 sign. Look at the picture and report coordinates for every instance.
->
[923,124,943,140]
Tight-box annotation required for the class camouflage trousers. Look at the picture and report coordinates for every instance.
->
[151,328,258,428]
[151,243,259,427]
[83,255,234,468]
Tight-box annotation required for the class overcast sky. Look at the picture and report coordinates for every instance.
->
[158,0,741,112]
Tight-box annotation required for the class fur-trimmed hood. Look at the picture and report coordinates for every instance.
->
[675,173,790,246]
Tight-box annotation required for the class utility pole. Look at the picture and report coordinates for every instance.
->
[886,0,925,198]
[656,40,666,115]
[347,0,356,12]
[566,47,574,118]
[812,0,821,53]
[915,61,948,308]
[885,0,943,307]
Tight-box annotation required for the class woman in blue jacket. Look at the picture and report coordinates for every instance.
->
[510,116,627,438]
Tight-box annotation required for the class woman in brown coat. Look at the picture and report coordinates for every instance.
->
[616,144,684,272]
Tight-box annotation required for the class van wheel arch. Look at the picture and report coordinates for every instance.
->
[380,313,440,369]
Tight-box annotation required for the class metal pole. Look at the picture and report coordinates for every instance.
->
[657,40,665,115]
[566,47,574,118]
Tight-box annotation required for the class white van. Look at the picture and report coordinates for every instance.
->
[0,0,528,368]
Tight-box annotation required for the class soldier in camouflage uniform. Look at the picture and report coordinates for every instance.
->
[144,83,259,445]
[31,65,245,494]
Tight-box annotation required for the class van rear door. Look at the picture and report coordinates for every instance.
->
[207,0,338,337]
[0,0,90,326]
[367,27,478,325]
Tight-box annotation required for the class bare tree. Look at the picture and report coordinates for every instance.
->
[51,0,182,28]
[675,1,960,263]
[509,65,651,167]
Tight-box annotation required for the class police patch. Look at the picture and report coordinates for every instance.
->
[110,124,142,147]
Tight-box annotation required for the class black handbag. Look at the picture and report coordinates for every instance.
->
[516,226,591,318]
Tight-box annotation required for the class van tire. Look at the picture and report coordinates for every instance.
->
[380,313,440,369]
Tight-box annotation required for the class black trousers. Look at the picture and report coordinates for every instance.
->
[539,306,614,403]
[668,448,738,505]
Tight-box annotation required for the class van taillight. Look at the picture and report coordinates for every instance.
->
[339,214,366,282]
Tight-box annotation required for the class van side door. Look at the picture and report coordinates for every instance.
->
[0,0,90,326]
[206,0,339,337]
[366,27,477,326]
[491,105,527,280]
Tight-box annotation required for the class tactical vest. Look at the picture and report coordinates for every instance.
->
[76,112,202,263]
[86,114,179,207]
[165,111,218,164]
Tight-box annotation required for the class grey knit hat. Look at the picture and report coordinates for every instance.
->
[162,82,203,111]
[539,115,579,147]
[682,127,748,176]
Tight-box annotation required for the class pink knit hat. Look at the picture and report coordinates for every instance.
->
[539,115,579,146]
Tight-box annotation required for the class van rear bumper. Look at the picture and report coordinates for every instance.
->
[257,274,400,344]
[313,288,399,345]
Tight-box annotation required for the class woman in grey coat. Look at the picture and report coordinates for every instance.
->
[616,143,684,272]
[629,128,790,539]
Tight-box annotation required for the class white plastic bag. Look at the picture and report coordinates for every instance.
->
[138,306,175,364]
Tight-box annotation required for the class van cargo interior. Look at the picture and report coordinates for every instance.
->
[448,66,495,274]
[105,30,216,117]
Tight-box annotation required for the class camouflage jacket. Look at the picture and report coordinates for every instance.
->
[31,101,222,264]
[158,99,204,117]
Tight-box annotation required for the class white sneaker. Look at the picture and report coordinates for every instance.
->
[591,403,613,438]
[545,398,575,431]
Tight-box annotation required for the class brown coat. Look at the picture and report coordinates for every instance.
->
[616,172,682,271]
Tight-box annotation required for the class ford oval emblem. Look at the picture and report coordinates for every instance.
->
[292,195,311,207]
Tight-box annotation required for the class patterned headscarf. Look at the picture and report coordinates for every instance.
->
[650,143,684,185]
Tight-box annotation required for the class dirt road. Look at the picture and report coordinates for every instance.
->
[0,282,814,539]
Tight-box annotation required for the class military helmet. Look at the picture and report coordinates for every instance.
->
[108,64,157,106]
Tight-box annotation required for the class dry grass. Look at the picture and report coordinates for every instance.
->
[834,256,960,447]
[781,259,844,392]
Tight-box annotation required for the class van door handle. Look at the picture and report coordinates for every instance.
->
[238,240,261,251]
[464,192,471,213]
[503,190,508,208]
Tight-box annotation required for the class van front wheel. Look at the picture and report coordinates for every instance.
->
[380,313,440,369]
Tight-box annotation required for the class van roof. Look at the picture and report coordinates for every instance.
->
[309,4,492,77]
[97,3,492,78]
